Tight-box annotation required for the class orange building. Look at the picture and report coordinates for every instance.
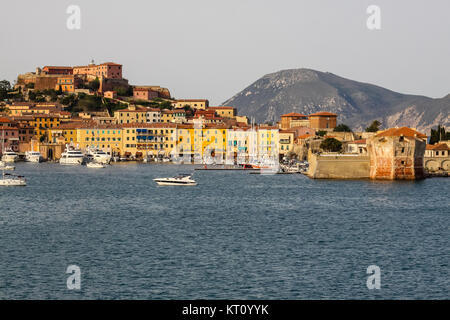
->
[308,112,337,130]
[56,75,82,93]
[73,62,123,80]
[280,112,308,129]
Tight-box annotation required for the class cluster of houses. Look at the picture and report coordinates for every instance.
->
[1,61,449,179]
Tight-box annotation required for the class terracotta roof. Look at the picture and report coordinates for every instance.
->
[427,143,450,151]
[375,127,427,139]
[176,99,209,103]
[296,134,314,140]
[281,112,307,118]
[0,117,11,123]
[308,112,337,117]
[207,106,235,110]
[121,123,178,129]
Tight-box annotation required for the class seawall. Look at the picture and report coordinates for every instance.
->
[307,153,370,179]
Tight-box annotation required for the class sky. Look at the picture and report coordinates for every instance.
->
[1,0,449,105]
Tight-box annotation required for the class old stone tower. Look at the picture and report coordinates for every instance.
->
[367,127,427,180]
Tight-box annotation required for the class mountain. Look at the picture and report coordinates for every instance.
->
[222,69,450,133]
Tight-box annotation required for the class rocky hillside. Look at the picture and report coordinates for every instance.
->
[222,69,450,133]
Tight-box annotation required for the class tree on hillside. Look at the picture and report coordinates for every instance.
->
[366,120,381,132]
[333,124,352,132]
[316,130,327,137]
[320,138,342,152]
[429,125,450,144]
[0,80,12,100]
[89,77,100,91]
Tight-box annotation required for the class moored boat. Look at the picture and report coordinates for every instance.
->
[25,151,43,163]
[60,145,85,165]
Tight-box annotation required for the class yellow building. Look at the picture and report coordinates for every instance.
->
[279,130,296,156]
[5,102,62,116]
[161,109,187,123]
[47,122,80,144]
[78,125,124,155]
[207,106,236,118]
[122,123,178,157]
[172,99,209,110]
[257,125,279,159]
[114,105,148,124]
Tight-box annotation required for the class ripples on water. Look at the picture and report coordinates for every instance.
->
[0,163,448,299]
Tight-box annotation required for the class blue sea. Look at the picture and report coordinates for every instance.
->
[0,163,448,299]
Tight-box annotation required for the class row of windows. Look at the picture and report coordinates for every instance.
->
[85,137,121,142]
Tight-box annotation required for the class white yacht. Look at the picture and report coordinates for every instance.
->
[25,151,43,163]
[0,170,26,186]
[1,150,19,163]
[153,174,197,186]
[86,147,111,164]
[60,146,85,165]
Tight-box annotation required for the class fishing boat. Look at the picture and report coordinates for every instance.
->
[153,174,197,186]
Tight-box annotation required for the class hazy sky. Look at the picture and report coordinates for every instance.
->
[1,0,449,105]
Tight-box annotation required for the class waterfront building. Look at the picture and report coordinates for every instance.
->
[424,143,450,172]
[257,125,280,160]
[367,127,427,180]
[122,123,178,158]
[0,117,19,153]
[279,130,296,157]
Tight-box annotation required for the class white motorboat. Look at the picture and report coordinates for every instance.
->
[59,146,85,165]
[86,147,111,164]
[25,151,43,163]
[86,162,106,168]
[0,170,26,186]
[153,174,197,186]
[1,150,19,163]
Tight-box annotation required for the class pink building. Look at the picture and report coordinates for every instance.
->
[133,87,159,101]
[0,117,20,153]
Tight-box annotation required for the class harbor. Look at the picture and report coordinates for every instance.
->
[0,162,448,299]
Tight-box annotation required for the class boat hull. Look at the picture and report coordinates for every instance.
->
[155,181,197,186]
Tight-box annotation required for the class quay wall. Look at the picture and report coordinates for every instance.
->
[307,153,370,179]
